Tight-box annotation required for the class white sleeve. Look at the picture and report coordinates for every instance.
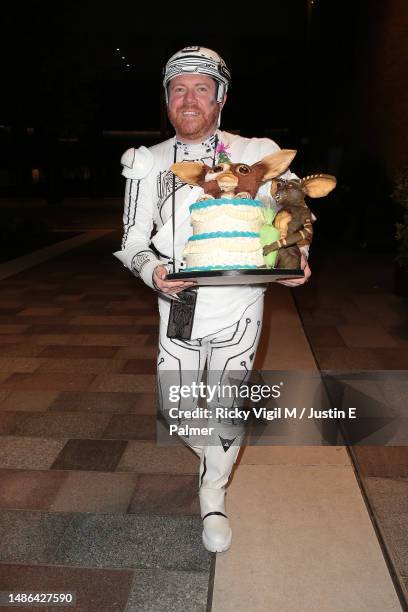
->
[113,173,162,290]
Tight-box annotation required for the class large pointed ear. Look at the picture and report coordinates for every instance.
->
[270,178,283,195]
[170,162,209,186]
[255,149,297,181]
[302,174,337,197]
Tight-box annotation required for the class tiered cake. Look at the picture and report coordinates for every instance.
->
[183,198,265,271]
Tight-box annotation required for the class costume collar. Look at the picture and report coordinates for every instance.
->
[175,131,220,157]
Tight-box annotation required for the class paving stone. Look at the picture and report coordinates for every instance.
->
[11,314,75,325]
[80,334,149,346]
[0,510,73,563]
[24,292,63,301]
[80,292,131,300]
[81,289,134,297]
[0,300,24,308]
[61,305,123,316]
[126,568,208,612]
[51,439,128,471]
[0,315,28,324]
[303,325,347,348]
[117,441,199,475]
[107,302,156,313]
[55,293,85,302]
[0,343,45,357]
[296,307,347,326]
[54,513,210,571]
[0,390,9,404]
[128,473,199,516]
[89,374,156,393]
[35,358,126,374]
[353,447,408,479]
[0,412,26,434]
[49,470,138,513]
[102,415,157,440]
[0,324,30,334]
[122,359,157,374]
[370,348,408,369]
[26,283,61,291]
[0,335,24,344]
[0,436,66,469]
[0,564,134,612]
[114,345,158,359]
[0,357,44,373]
[364,477,408,575]
[0,373,13,384]
[28,334,88,346]
[69,315,143,325]
[0,307,23,315]
[145,333,159,347]
[131,325,158,334]
[77,297,111,306]
[0,469,68,510]
[17,307,65,316]
[28,324,144,335]
[337,324,400,348]
[0,390,59,411]
[352,296,407,325]
[313,347,383,370]
[0,372,96,391]
[49,391,157,414]
[38,345,118,358]
[11,412,111,438]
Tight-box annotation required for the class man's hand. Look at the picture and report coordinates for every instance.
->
[276,252,311,287]
[153,264,196,294]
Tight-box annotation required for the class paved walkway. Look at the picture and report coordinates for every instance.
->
[0,232,210,611]
[0,200,405,611]
[212,286,402,612]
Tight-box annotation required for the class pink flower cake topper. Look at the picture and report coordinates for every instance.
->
[215,141,231,164]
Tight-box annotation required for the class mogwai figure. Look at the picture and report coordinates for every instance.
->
[170,149,297,200]
[263,174,337,269]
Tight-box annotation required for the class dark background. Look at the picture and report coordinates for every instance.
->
[1,0,407,252]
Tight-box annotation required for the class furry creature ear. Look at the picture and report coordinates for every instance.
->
[170,162,210,186]
[302,174,337,197]
[270,178,280,195]
[254,149,297,182]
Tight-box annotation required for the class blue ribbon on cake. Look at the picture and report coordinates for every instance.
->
[189,198,263,212]
[188,231,259,242]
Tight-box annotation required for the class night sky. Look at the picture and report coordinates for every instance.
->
[2,1,365,140]
[1,1,406,248]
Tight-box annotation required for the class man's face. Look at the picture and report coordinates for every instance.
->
[167,74,225,143]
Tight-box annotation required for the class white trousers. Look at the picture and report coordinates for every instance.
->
[157,296,264,452]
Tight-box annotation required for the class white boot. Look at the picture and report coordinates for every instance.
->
[199,440,241,553]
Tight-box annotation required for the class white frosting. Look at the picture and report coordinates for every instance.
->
[184,201,265,269]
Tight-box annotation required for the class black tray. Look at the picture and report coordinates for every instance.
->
[167,268,304,285]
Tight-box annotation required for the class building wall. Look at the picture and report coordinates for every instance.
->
[353,0,408,173]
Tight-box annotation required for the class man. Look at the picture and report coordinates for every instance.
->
[114,46,310,553]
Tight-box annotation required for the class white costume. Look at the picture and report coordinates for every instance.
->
[114,46,303,553]
[114,129,298,338]
[114,129,299,551]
